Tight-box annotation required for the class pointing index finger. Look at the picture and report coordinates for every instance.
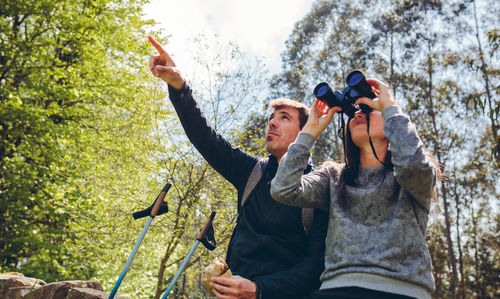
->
[148,36,175,64]
[148,35,166,53]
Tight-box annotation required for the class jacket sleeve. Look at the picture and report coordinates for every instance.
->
[382,105,437,211]
[168,83,256,190]
[270,132,331,211]
[252,208,328,299]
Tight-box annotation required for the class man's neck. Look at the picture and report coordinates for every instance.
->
[271,151,284,164]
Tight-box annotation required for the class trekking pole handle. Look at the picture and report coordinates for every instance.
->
[151,183,171,217]
[197,211,216,241]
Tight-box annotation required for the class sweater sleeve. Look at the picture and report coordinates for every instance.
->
[270,132,331,211]
[252,208,328,298]
[382,105,437,211]
[168,83,256,190]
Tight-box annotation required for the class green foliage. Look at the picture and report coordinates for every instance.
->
[0,0,162,284]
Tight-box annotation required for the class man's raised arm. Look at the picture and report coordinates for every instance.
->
[148,36,255,190]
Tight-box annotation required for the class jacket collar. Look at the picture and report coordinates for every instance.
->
[267,154,313,175]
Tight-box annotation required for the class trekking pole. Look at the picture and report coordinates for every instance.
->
[161,211,217,298]
[109,183,171,299]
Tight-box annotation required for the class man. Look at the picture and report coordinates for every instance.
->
[148,36,327,299]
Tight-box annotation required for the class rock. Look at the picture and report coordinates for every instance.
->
[0,274,124,299]
[29,280,103,299]
[0,274,45,298]
[66,287,110,299]
[65,287,129,299]
[4,286,35,299]
[0,272,24,276]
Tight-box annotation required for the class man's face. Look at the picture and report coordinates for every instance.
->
[265,107,302,161]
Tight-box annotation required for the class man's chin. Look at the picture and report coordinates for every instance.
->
[265,143,276,155]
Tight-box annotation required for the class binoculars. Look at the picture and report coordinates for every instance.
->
[313,70,375,118]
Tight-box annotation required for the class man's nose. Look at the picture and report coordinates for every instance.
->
[268,118,278,128]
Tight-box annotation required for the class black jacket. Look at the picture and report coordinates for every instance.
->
[168,83,327,299]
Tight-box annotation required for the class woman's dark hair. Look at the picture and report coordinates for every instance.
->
[338,116,397,210]
[338,116,443,210]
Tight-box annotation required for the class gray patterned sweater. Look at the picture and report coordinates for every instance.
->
[270,106,436,299]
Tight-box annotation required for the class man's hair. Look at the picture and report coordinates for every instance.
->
[269,98,310,129]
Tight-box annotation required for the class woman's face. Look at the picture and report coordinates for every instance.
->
[348,109,387,147]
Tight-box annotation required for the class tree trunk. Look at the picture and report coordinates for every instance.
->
[426,50,458,297]
[473,0,498,160]
[452,172,465,299]
[470,204,482,297]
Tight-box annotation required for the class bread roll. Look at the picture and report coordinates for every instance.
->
[202,257,233,296]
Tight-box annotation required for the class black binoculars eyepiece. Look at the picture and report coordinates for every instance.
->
[313,70,375,118]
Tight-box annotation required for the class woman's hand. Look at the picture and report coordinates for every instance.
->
[302,100,342,138]
[355,78,397,111]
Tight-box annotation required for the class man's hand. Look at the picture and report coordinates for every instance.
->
[148,35,185,90]
[211,275,257,299]
[302,99,341,138]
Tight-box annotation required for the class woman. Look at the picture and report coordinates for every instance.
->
[270,78,438,299]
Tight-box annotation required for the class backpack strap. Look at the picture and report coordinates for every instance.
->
[241,158,315,236]
[241,159,264,208]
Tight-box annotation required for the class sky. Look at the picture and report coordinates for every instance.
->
[143,0,316,76]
